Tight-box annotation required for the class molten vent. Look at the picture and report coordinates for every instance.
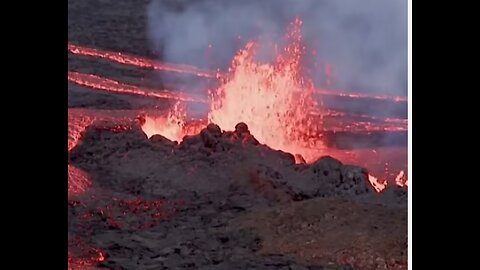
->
[209,19,319,160]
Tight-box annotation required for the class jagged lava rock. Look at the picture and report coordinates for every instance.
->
[70,122,380,203]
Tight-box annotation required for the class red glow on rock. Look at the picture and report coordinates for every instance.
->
[68,165,92,198]
[142,102,186,141]
[68,237,107,270]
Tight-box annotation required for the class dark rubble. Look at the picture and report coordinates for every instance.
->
[68,122,406,269]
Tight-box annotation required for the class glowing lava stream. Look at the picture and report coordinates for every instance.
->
[68,71,208,103]
[68,43,216,79]
[68,71,407,134]
[68,43,407,103]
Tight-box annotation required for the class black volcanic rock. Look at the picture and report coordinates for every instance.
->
[68,122,403,269]
[309,156,372,197]
[150,134,177,147]
[70,122,378,202]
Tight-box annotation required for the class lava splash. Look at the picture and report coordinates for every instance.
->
[209,18,319,161]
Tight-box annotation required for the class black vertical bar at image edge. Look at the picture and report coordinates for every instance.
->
[5,1,67,268]
[410,0,472,268]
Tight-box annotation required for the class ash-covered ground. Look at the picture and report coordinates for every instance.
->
[68,1,407,269]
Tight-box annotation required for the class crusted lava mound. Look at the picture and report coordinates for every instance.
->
[68,121,406,269]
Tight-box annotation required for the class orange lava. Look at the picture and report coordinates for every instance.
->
[68,43,217,78]
[136,19,408,190]
[68,72,408,135]
[68,44,407,103]
[68,71,406,133]
[68,19,408,192]
[314,88,407,102]
[68,71,208,103]
[209,18,320,159]
[368,174,388,192]
[142,102,186,141]
[395,170,407,187]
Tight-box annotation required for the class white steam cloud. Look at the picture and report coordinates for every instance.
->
[146,0,407,95]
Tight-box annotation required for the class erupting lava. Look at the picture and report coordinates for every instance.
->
[141,102,186,141]
[68,71,406,133]
[209,18,319,159]
[138,18,407,187]
[367,174,388,192]
[68,18,408,192]
[395,170,407,187]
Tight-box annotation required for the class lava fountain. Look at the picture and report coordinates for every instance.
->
[141,102,187,142]
[139,18,404,190]
[208,18,321,160]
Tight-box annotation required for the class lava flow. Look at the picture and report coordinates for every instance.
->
[68,43,217,78]
[68,43,407,103]
[68,71,407,136]
[68,71,208,103]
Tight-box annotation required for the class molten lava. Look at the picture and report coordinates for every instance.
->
[395,170,407,187]
[136,18,407,189]
[142,102,186,141]
[209,18,319,159]
[68,43,407,103]
[68,18,408,192]
[68,71,407,133]
[68,43,216,78]
[368,174,388,192]
[68,71,208,103]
